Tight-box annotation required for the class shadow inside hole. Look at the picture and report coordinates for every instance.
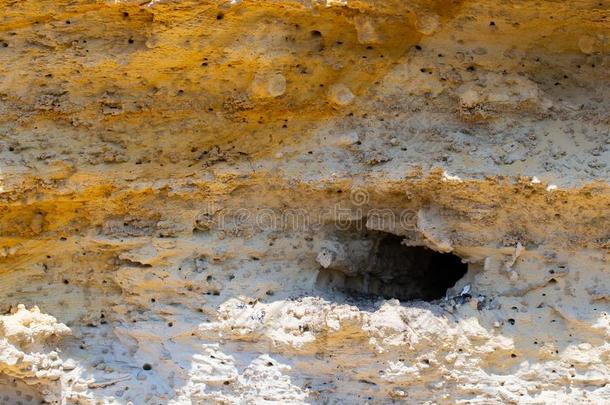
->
[317,233,467,302]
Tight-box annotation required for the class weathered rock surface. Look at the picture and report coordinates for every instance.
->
[0,0,608,403]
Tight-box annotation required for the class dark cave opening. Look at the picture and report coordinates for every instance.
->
[318,233,468,302]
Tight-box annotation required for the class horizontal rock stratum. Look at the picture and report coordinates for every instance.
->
[0,0,608,403]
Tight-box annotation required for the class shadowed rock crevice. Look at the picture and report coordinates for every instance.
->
[318,232,468,302]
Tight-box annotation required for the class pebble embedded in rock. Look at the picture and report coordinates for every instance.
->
[328,83,355,106]
[577,35,596,54]
[316,247,337,268]
[250,73,287,98]
[62,359,76,371]
[335,131,360,146]
[416,13,441,35]
[353,15,380,44]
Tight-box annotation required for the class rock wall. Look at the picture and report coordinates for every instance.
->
[0,0,608,403]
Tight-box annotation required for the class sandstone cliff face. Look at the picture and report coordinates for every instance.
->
[0,0,609,403]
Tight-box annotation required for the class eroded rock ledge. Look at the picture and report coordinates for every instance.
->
[0,0,608,403]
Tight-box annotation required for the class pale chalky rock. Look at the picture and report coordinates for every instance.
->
[0,0,608,403]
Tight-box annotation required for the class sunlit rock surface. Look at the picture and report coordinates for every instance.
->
[0,0,608,403]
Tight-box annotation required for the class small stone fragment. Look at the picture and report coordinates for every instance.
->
[353,15,380,44]
[416,13,441,35]
[63,359,77,371]
[316,247,337,269]
[335,131,360,146]
[578,35,596,54]
[250,73,286,98]
[29,213,45,234]
[328,84,354,106]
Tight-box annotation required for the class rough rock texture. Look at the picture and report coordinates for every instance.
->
[0,0,609,403]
